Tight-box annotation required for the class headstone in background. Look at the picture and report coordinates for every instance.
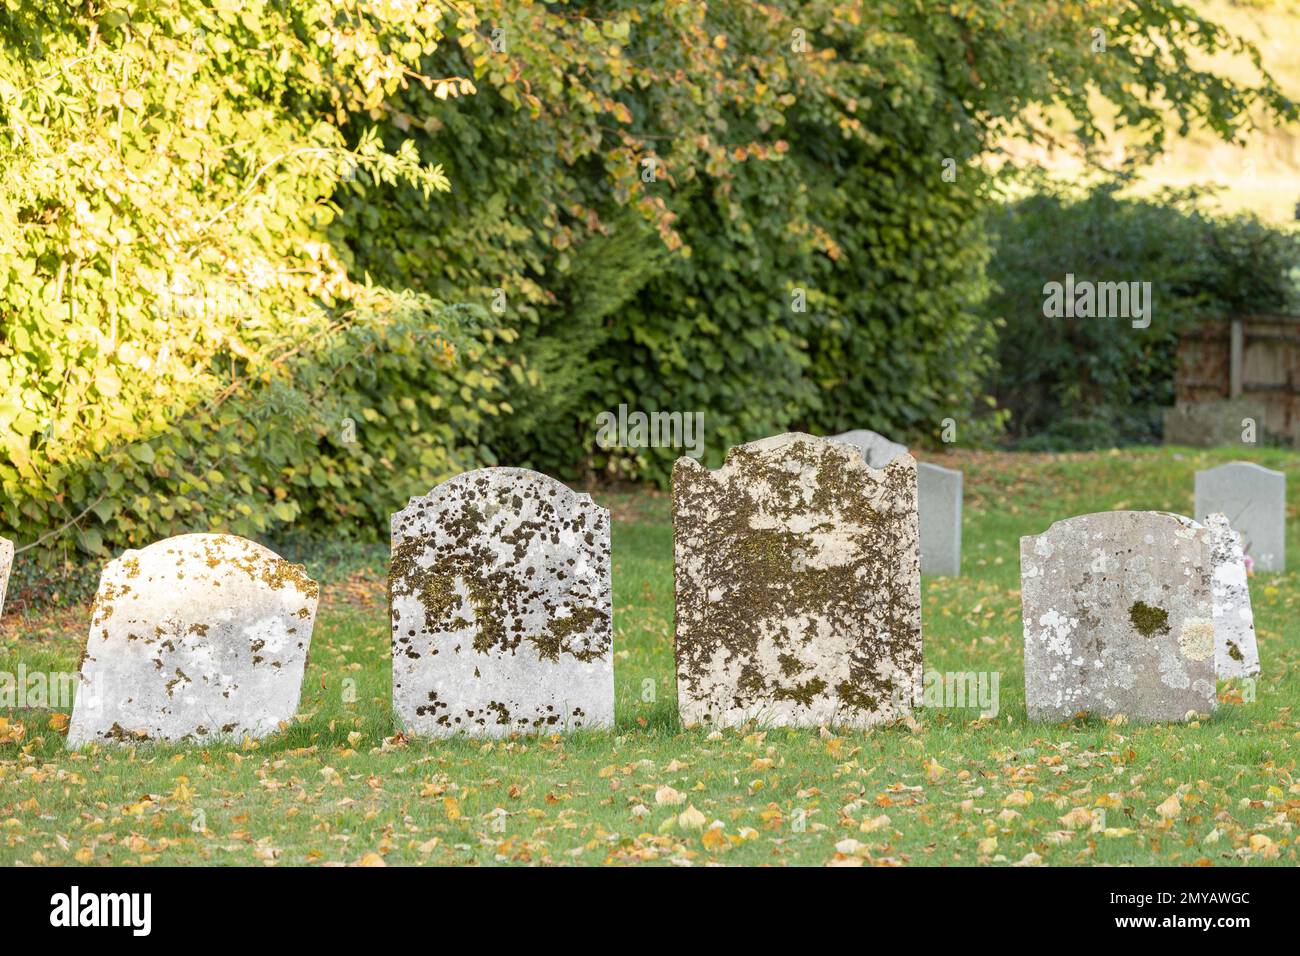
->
[1204,512,1260,678]
[832,431,962,576]
[918,462,962,577]
[67,534,319,746]
[674,432,922,729]
[831,428,908,468]
[1021,511,1215,722]
[391,468,613,738]
[1162,400,1266,448]
[1194,461,1286,571]
[0,536,12,619]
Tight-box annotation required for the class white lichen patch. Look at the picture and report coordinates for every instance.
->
[1177,617,1215,662]
[1020,511,1215,723]
[67,533,318,747]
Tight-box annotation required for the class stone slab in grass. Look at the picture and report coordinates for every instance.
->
[1163,400,1267,448]
[1195,461,1285,572]
[1205,512,1260,679]
[1020,511,1216,723]
[391,468,613,738]
[67,534,319,747]
[0,535,11,619]
[918,462,962,577]
[673,432,922,729]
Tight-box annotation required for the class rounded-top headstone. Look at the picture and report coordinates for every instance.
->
[830,429,909,468]
[390,468,613,737]
[67,533,319,747]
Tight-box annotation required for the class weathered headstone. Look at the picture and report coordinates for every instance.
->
[67,534,319,746]
[832,431,963,576]
[0,536,12,619]
[391,468,613,738]
[674,432,922,729]
[831,429,908,468]
[1194,461,1286,572]
[918,462,962,577]
[1021,511,1215,722]
[1204,512,1260,678]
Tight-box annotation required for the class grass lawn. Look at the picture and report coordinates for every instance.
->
[1,446,1297,866]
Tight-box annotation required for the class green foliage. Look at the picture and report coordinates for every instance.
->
[348,0,1296,483]
[984,182,1298,449]
[2,0,1296,560]
[0,1,506,562]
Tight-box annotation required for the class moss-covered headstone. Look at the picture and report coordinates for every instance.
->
[673,433,922,729]
[390,468,613,737]
[1020,511,1216,722]
[67,534,319,746]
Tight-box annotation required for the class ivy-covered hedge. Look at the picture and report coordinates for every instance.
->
[1,0,1294,562]
[349,0,1295,483]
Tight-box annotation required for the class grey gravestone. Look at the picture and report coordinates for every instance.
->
[831,429,908,468]
[918,462,962,577]
[832,432,962,577]
[391,468,613,737]
[0,536,11,619]
[1021,511,1215,722]
[1194,461,1286,572]
[67,534,319,746]
[673,432,922,729]
[1204,512,1260,678]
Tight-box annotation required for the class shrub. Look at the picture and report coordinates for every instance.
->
[348,0,1296,483]
[0,1,507,563]
[984,183,1299,448]
[2,0,1295,565]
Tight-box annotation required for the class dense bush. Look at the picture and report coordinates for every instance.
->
[0,1,513,563]
[351,0,1296,483]
[1,1,1294,563]
[984,183,1299,448]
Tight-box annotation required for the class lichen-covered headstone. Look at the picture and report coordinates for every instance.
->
[391,468,613,737]
[831,429,908,468]
[918,462,962,577]
[1204,512,1260,678]
[67,534,319,746]
[674,432,922,729]
[1195,461,1286,572]
[1020,511,1215,722]
[833,433,963,577]
[0,536,12,619]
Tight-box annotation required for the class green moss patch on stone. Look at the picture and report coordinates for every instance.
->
[1129,601,1170,637]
